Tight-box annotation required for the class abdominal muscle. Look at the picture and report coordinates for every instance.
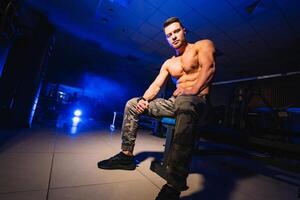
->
[174,72,209,96]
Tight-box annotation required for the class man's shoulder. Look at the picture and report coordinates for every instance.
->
[193,39,215,52]
[162,56,179,71]
[195,39,214,47]
[163,57,175,66]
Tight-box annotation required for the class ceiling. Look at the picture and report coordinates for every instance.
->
[24,0,300,84]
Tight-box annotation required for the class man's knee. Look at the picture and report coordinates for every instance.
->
[125,97,138,109]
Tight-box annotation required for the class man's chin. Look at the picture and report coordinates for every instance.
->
[172,43,182,49]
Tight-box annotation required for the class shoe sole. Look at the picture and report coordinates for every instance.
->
[98,164,136,170]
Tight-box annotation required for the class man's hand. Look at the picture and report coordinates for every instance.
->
[136,99,149,114]
[173,87,198,97]
[173,87,184,97]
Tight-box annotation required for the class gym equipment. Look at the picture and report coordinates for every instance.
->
[150,117,176,179]
[110,111,116,132]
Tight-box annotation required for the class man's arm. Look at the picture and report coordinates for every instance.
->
[136,61,169,114]
[142,61,170,101]
[193,39,216,94]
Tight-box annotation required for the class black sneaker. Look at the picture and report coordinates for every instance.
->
[97,152,136,170]
[155,184,180,200]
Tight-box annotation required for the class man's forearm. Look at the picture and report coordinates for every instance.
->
[142,84,160,101]
[194,66,215,94]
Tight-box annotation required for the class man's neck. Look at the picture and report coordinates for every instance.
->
[175,42,188,56]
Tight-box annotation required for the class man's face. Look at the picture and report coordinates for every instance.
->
[164,22,186,49]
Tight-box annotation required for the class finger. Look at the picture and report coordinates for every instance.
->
[174,91,180,96]
[136,105,142,112]
[136,104,145,113]
[136,104,140,109]
[136,107,143,114]
[173,90,178,96]
[138,102,145,109]
[138,107,145,114]
[137,103,142,110]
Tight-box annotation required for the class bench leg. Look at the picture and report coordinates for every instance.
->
[150,125,174,179]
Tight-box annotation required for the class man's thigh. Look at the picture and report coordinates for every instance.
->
[146,97,176,118]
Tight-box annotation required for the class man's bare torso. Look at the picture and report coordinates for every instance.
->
[166,42,209,96]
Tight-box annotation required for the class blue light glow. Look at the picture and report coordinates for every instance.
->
[0,41,11,77]
[70,126,78,134]
[287,108,300,113]
[74,109,82,117]
[72,116,81,125]
[81,73,127,104]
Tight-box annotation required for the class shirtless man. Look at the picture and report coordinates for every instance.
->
[98,17,215,200]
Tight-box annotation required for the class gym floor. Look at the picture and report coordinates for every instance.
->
[0,122,299,200]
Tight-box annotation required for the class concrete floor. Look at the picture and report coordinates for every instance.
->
[0,122,299,200]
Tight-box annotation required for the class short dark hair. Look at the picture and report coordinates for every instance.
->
[163,17,184,29]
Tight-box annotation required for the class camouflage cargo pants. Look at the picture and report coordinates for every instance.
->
[121,95,210,191]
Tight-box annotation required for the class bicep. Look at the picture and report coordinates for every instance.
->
[151,64,169,88]
[198,40,215,68]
